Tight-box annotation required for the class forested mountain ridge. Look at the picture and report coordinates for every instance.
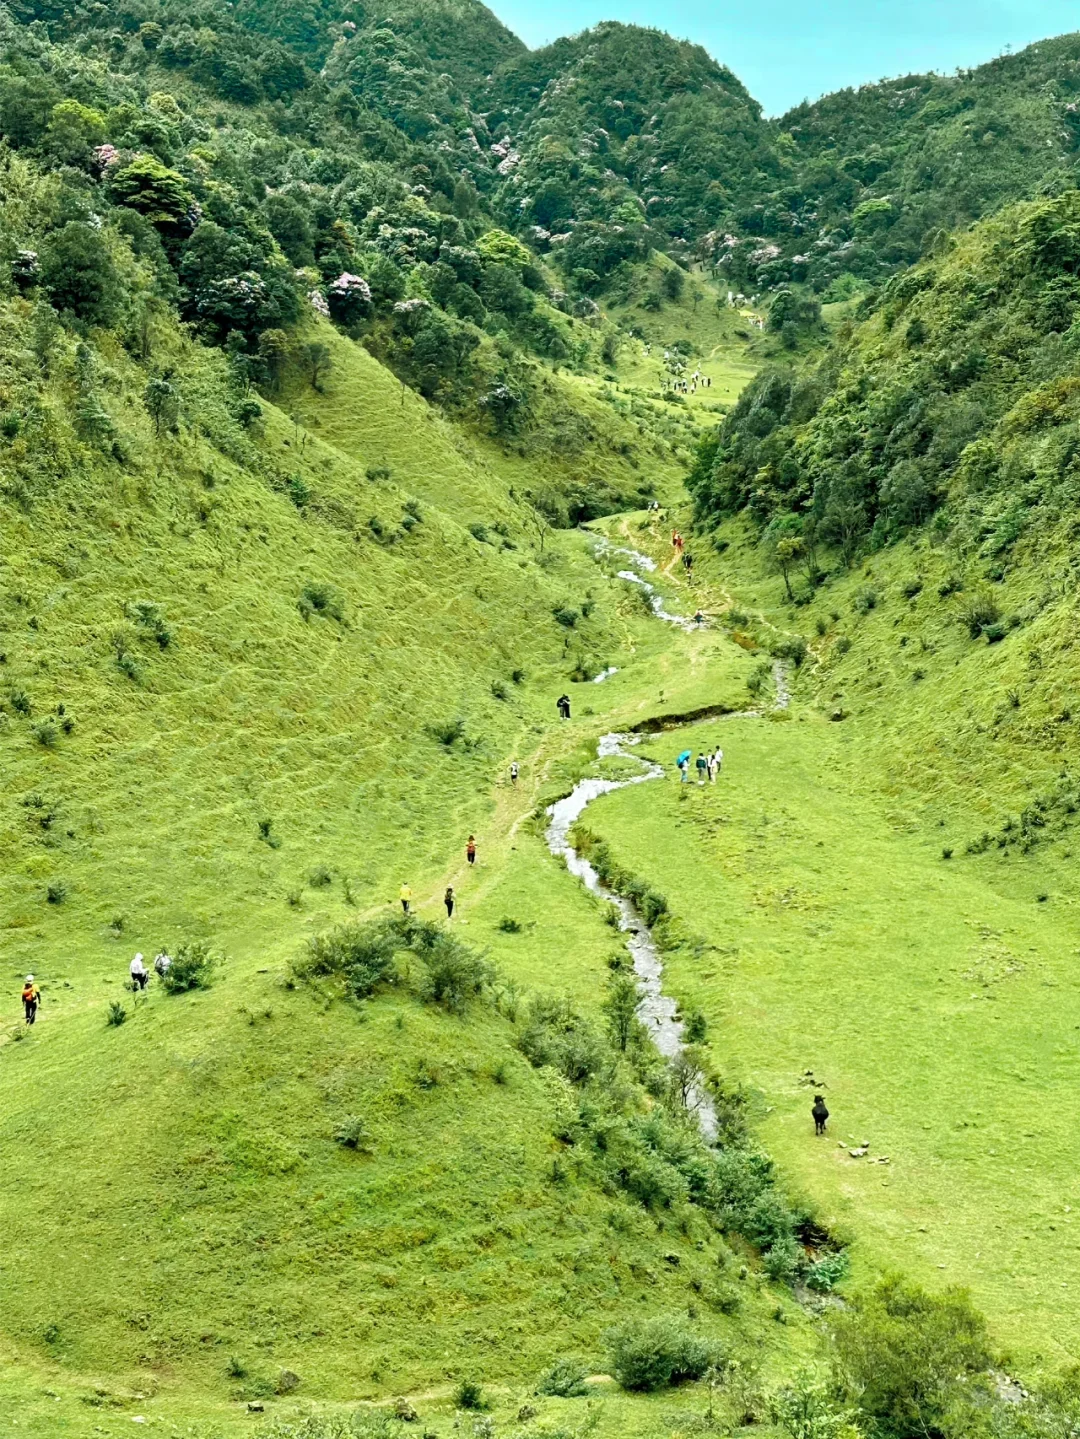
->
[688,187,1080,566]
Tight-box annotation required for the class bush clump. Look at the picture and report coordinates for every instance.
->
[771,635,808,667]
[427,716,466,747]
[333,1115,372,1151]
[454,1379,486,1411]
[300,919,398,998]
[413,929,493,1013]
[161,939,217,992]
[606,1315,718,1392]
[298,581,346,624]
[830,1275,990,1439]
[536,1357,589,1398]
[959,591,1001,638]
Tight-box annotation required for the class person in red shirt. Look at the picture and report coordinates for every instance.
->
[466,835,477,865]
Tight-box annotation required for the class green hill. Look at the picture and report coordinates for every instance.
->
[11,0,1080,1435]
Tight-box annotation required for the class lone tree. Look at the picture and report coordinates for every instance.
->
[144,375,179,435]
[763,512,807,601]
[602,971,640,1051]
[304,340,331,391]
[775,536,803,601]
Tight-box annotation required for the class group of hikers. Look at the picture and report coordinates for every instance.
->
[671,531,695,580]
[19,949,173,1025]
[677,746,724,785]
[400,828,485,920]
[129,951,172,989]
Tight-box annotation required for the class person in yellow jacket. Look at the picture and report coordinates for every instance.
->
[399,882,412,915]
[21,975,39,1025]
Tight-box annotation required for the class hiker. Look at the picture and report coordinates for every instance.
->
[682,551,694,576]
[21,974,38,1025]
[399,882,412,914]
[444,886,454,920]
[154,951,172,980]
[678,757,690,784]
[130,953,149,991]
[812,1095,829,1136]
[693,609,705,627]
[509,761,519,786]
[557,694,571,721]
[466,835,477,866]
[710,747,723,782]
[695,752,708,785]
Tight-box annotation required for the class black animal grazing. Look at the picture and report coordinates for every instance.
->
[812,1095,829,1135]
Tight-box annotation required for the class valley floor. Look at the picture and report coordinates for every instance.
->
[8,493,1078,1433]
[582,515,1080,1369]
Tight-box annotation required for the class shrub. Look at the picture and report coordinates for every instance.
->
[491,681,508,701]
[518,995,606,1083]
[765,1237,805,1283]
[469,522,489,543]
[308,864,332,888]
[333,1115,371,1151]
[454,1379,486,1411]
[901,577,923,599]
[536,1358,589,1398]
[106,1001,127,1027]
[938,574,963,598]
[128,600,173,649]
[772,635,808,667]
[33,719,58,747]
[427,716,466,747]
[852,587,879,615]
[552,605,579,628]
[834,636,852,656]
[286,474,310,508]
[415,932,493,1013]
[830,1275,990,1439]
[46,881,67,904]
[498,916,523,933]
[511,668,526,684]
[683,1010,708,1043]
[298,581,346,624]
[806,1251,850,1292]
[161,939,217,992]
[607,1315,717,1392]
[959,591,1001,638]
[771,1373,855,1439]
[10,689,31,715]
[301,919,397,998]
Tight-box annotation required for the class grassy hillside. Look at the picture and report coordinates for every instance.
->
[0,237,816,1433]
[579,448,1080,1369]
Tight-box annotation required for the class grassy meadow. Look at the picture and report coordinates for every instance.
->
[578,509,1080,1368]
[0,294,796,1433]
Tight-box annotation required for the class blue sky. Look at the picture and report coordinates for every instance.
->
[488,0,1080,115]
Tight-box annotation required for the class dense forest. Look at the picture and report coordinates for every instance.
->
[686,189,1080,593]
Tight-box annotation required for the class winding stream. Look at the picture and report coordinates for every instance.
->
[545,732,719,1140]
[545,540,791,1143]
